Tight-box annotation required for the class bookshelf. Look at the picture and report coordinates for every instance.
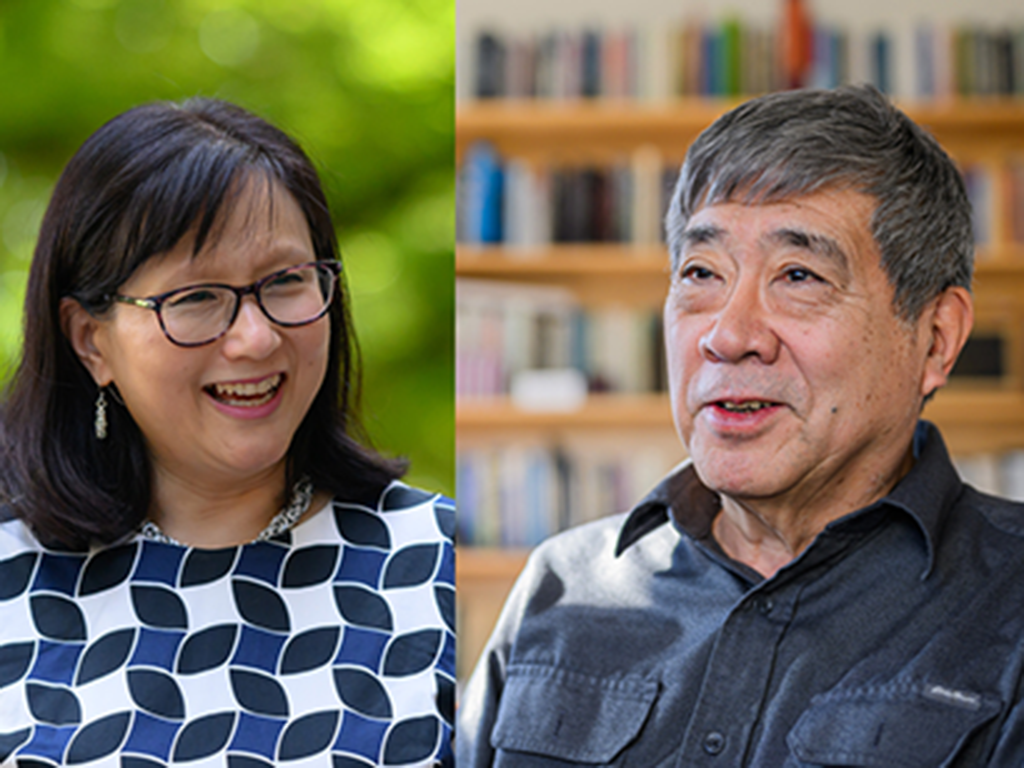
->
[455,97,1024,677]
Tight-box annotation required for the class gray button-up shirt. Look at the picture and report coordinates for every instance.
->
[458,422,1024,767]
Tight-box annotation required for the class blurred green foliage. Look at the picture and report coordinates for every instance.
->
[0,0,454,495]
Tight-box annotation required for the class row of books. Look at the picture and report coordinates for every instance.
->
[457,143,677,246]
[917,25,1024,100]
[472,22,854,100]
[456,435,685,548]
[457,278,665,398]
[457,442,1024,548]
[458,143,1023,247]
[965,159,1024,247]
[471,22,1024,101]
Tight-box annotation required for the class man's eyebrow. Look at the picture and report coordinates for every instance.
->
[767,228,850,272]
[680,224,725,248]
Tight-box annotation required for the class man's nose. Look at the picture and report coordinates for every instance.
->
[698,278,780,364]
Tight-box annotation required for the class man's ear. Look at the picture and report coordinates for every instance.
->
[59,297,114,387]
[920,286,974,398]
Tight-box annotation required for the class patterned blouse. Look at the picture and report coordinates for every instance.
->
[0,483,455,767]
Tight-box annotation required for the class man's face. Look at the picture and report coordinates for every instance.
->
[664,189,942,511]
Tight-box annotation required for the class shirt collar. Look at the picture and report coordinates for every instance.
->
[615,420,962,577]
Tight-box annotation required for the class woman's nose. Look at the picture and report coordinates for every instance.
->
[221,296,281,359]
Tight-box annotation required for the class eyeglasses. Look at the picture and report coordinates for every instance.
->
[114,261,340,347]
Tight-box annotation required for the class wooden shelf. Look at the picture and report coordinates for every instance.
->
[457,546,531,581]
[456,98,1024,159]
[974,249,1024,279]
[923,389,1024,454]
[458,98,1024,131]
[904,101,1024,141]
[457,244,669,276]
[457,99,737,159]
[457,393,673,430]
[456,245,671,302]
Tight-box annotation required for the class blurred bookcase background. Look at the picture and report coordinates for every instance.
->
[0,0,453,496]
[456,0,1024,678]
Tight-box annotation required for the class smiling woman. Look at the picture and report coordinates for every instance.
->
[0,100,454,766]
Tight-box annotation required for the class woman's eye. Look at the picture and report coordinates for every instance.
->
[267,272,305,288]
[169,289,219,307]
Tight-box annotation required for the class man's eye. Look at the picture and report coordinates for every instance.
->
[682,265,714,281]
[784,267,818,283]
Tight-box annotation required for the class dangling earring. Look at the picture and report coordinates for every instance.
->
[95,388,108,440]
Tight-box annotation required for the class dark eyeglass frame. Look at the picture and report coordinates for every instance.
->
[113,260,341,347]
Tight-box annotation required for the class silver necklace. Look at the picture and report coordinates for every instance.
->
[139,476,315,546]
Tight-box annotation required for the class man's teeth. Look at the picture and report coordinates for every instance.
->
[719,400,774,413]
[211,375,282,406]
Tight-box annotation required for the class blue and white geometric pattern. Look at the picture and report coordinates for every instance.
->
[0,482,455,767]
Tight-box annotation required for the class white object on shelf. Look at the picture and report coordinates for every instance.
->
[511,368,588,411]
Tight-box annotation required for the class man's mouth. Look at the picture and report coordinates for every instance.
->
[205,374,284,407]
[713,399,779,414]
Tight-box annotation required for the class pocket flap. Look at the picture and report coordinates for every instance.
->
[788,684,1000,767]
[491,663,658,763]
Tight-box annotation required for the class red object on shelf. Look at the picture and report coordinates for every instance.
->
[781,0,813,89]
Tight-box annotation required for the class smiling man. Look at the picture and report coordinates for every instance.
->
[458,86,1024,767]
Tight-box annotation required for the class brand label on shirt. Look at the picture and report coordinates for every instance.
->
[923,684,983,711]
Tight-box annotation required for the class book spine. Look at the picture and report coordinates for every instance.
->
[475,32,506,98]
[915,23,934,99]
[871,32,891,94]
[721,18,741,96]
[582,30,601,98]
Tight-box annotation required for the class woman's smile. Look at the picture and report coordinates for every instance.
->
[205,372,285,407]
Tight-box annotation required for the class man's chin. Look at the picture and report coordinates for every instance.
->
[690,448,793,501]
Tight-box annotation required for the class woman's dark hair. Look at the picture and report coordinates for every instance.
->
[0,98,404,550]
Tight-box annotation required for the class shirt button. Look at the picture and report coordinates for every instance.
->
[703,731,726,755]
[759,597,774,614]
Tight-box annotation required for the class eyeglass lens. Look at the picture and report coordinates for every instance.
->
[162,263,335,345]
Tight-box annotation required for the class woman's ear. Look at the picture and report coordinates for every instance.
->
[920,286,974,398]
[59,297,114,387]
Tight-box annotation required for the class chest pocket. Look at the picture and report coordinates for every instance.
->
[491,662,659,764]
[786,684,1001,767]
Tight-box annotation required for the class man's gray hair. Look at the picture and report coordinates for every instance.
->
[665,84,973,321]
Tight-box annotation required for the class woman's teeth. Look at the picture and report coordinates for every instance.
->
[208,374,283,406]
